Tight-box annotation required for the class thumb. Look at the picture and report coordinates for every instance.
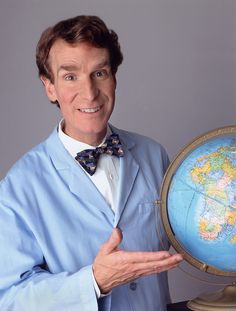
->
[102,227,123,255]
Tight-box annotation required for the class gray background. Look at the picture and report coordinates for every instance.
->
[0,0,235,304]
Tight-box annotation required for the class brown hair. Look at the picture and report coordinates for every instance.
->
[36,15,123,83]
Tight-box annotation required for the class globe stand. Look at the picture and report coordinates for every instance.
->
[187,284,236,311]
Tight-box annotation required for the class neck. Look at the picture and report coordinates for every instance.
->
[61,121,108,146]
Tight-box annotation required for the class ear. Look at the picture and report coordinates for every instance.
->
[40,76,57,102]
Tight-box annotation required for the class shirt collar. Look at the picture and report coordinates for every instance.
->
[58,119,112,158]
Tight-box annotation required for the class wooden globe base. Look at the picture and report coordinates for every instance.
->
[187,285,236,310]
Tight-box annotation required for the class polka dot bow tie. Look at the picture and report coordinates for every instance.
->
[75,133,124,176]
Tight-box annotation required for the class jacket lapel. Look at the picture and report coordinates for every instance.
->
[68,168,114,218]
[112,127,140,226]
[45,128,115,220]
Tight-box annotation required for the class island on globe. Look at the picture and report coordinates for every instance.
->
[160,126,236,276]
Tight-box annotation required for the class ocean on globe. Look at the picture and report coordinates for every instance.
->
[160,126,236,276]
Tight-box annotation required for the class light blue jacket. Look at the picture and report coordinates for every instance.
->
[0,125,170,311]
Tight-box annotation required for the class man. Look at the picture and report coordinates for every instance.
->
[0,15,182,310]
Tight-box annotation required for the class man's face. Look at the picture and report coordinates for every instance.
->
[42,40,116,145]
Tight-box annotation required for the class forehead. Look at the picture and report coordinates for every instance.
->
[48,39,110,69]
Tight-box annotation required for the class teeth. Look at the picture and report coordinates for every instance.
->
[79,106,100,113]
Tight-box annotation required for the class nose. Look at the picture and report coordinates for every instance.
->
[79,77,98,101]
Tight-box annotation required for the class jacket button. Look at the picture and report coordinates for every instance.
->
[130,282,137,291]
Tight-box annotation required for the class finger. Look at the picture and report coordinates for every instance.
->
[128,254,183,273]
[101,227,123,255]
[140,263,180,277]
[119,250,176,264]
[129,258,182,278]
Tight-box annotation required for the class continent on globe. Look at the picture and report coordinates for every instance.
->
[190,144,236,244]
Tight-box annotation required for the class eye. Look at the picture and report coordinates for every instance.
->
[94,70,109,79]
[64,74,77,81]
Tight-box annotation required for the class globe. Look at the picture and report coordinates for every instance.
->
[160,125,236,310]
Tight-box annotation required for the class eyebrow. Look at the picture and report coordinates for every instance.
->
[57,60,111,75]
[95,60,111,69]
[57,65,79,75]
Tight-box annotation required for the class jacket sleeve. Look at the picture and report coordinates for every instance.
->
[0,185,100,311]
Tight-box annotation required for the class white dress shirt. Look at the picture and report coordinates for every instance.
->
[58,120,120,298]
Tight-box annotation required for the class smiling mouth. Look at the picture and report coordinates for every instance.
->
[78,106,102,113]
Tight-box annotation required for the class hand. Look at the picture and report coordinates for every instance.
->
[92,227,183,294]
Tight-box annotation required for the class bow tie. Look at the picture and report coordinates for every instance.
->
[75,133,124,175]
